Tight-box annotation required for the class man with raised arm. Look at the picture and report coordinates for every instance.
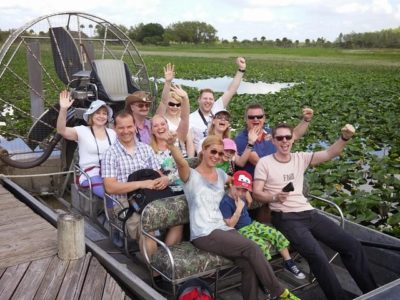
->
[253,122,377,300]
[235,103,313,176]
[189,57,246,152]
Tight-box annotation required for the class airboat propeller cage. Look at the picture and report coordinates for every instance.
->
[0,11,154,169]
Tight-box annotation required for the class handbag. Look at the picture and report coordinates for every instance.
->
[127,169,175,214]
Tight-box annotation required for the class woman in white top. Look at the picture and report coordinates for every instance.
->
[155,63,195,157]
[57,90,116,198]
[162,134,297,300]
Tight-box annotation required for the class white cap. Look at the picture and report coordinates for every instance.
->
[83,100,113,123]
[213,108,231,117]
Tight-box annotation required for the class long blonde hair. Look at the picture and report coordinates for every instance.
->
[198,135,224,164]
[150,114,169,153]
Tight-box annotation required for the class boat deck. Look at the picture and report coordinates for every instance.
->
[0,185,130,300]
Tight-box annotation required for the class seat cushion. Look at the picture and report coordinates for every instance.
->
[151,241,233,280]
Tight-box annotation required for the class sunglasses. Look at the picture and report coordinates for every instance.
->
[209,149,225,157]
[247,114,264,120]
[275,135,293,141]
[134,102,150,108]
[214,114,230,121]
[168,102,181,108]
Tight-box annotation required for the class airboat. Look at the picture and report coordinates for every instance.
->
[0,11,399,300]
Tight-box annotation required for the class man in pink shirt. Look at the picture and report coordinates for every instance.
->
[253,123,377,300]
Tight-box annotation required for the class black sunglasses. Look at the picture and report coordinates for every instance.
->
[209,149,225,157]
[168,102,181,107]
[247,114,264,120]
[134,102,150,108]
[275,135,293,141]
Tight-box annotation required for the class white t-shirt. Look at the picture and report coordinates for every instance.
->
[189,97,224,152]
[183,168,232,240]
[254,152,314,213]
[75,125,117,183]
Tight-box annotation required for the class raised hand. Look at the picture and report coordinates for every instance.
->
[341,124,355,140]
[59,90,74,109]
[302,107,314,122]
[164,63,175,83]
[236,56,246,70]
[170,84,188,100]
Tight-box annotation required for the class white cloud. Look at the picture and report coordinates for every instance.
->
[371,0,393,14]
[335,3,369,14]
[241,8,274,22]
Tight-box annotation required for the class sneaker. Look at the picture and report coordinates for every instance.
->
[278,288,301,300]
[284,259,306,280]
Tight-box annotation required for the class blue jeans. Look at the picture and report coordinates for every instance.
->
[272,210,377,300]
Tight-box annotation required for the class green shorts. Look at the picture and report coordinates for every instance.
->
[238,220,290,260]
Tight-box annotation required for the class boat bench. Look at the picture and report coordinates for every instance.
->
[140,194,277,296]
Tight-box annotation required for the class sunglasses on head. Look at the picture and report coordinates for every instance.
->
[214,114,230,121]
[247,114,264,120]
[209,149,225,157]
[168,102,181,107]
[275,135,293,141]
[134,102,150,108]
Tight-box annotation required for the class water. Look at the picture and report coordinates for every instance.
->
[0,135,60,159]
[159,76,296,94]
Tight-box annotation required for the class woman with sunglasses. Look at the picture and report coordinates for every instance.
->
[155,63,195,157]
[195,108,231,154]
[125,91,153,144]
[150,82,191,193]
[161,133,299,300]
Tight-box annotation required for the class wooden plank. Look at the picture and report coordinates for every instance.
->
[34,256,69,300]
[57,253,91,300]
[0,212,42,226]
[0,238,57,268]
[0,195,26,206]
[0,262,29,300]
[102,274,125,300]
[80,256,107,300]
[0,207,36,220]
[11,257,52,300]
[0,186,9,195]
[0,221,55,240]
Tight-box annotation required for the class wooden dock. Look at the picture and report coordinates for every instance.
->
[0,184,130,300]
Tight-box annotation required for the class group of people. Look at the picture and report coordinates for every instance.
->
[56,57,377,300]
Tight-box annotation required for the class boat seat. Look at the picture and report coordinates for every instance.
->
[140,194,278,297]
[103,193,136,256]
[72,163,105,227]
[91,59,138,102]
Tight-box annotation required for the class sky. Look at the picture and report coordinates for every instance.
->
[0,0,399,42]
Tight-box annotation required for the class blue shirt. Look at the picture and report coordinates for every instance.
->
[219,194,252,230]
[235,128,276,176]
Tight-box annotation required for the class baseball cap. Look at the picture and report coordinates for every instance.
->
[83,100,113,123]
[213,108,231,118]
[233,170,253,191]
[223,138,237,152]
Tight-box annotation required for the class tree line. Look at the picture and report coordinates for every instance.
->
[1,21,399,49]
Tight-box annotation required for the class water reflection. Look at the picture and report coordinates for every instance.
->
[159,76,296,94]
